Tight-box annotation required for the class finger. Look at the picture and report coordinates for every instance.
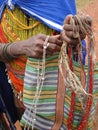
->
[48,35,62,46]
[63,24,73,31]
[65,30,73,38]
[61,31,72,44]
[47,43,61,53]
[64,15,73,24]
[36,34,47,41]
[64,30,86,39]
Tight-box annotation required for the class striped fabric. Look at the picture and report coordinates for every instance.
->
[21,54,98,130]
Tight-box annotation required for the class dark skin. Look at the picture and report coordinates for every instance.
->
[62,15,92,45]
[0,15,92,130]
[19,34,62,58]
[0,15,92,61]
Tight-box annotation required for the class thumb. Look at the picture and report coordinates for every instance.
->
[63,14,73,24]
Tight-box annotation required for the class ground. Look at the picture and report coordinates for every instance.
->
[77,0,98,129]
[77,0,98,61]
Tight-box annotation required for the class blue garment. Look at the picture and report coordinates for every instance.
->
[0,0,76,31]
[82,40,86,65]
[73,40,86,65]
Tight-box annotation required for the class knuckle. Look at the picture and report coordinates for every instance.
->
[36,34,43,38]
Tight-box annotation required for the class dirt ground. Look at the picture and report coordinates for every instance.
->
[79,0,98,129]
[79,0,98,61]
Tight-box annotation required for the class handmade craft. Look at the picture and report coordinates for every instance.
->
[21,15,98,130]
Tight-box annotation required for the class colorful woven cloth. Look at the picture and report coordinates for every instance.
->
[0,0,77,97]
[21,55,98,130]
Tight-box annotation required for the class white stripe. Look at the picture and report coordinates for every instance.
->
[21,7,63,31]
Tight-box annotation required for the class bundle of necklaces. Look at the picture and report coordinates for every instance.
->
[22,15,98,130]
[59,15,96,130]
[59,15,95,104]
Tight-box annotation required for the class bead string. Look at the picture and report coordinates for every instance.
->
[0,9,41,100]
[77,35,93,130]
[59,15,94,129]
[6,8,41,30]
[59,43,87,100]
[24,36,50,130]
[67,38,93,130]
[67,46,76,130]
[59,15,94,103]
[1,7,55,99]
[1,15,26,93]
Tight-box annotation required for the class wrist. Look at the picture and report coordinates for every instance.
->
[15,40,28,55]
[3,43,18,60]
[9,41,25,56]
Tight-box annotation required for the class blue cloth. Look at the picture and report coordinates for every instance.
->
[0,62,18,123]
[82,40,86,65]
[0,0,76,31]
[74,40,86,65]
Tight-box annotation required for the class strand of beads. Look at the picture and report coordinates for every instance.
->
[77,34,94,130]
[24,36,50,130]
[67,46,76,130]
[59,15,94,101]
[59,15,94,130]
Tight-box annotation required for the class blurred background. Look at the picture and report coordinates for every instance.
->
[76,0,98,129]
[76,0,98,62]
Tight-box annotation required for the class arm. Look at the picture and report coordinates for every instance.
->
[0,34,62,61]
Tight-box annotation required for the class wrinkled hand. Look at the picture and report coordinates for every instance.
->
[61,14,92,46]
[12,34,62,58]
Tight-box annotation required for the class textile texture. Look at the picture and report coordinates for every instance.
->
[21,55,98,130]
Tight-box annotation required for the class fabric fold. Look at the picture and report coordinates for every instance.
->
[0,0,76,31]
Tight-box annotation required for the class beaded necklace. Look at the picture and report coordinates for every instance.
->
[67,46,76,130]
[66,44,93,130]
[58,15,94,130]
[24,36,50,130]
[0,7,53,101]
[6,8,41,30]
[77,36,93,130]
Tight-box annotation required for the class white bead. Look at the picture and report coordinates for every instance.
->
[44,46,47,49]
[34,105,37,108]
[42,77,45,80]
[40,73,43,76]
[33,118,36,122]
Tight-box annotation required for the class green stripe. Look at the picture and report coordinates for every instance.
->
[23,97,56,103]
[26,64,58,71]
[29,53,59,62]
[24,85,57,91]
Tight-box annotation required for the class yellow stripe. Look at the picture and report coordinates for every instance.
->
[27,58,58,68]
[23,93,56,99]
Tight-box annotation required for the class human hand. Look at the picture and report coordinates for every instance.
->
[11,34,62,59]
[61,15,92,46]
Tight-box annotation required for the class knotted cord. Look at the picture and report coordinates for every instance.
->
[22,15,97,130]
[58,15,95,104]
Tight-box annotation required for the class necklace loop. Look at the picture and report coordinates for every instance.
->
[43,35,50,49]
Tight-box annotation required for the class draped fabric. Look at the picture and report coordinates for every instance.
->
[0,0,76,31]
